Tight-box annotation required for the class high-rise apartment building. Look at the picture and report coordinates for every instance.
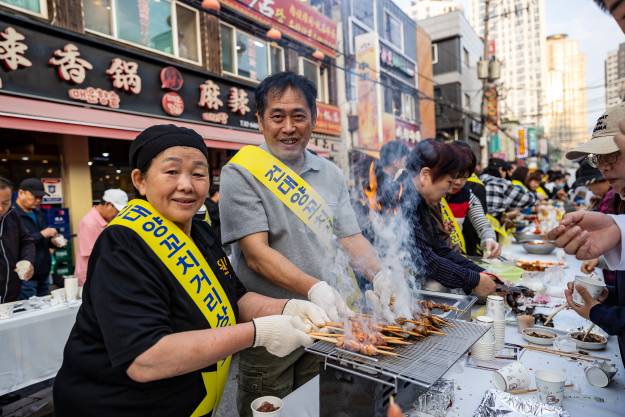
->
[469,0,546,127]
[409,0,464,21]
[605,44,625,108]
[544,34,588,151]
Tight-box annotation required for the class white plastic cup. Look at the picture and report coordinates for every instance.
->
[52,234,68,248]
[0,302,15,319]
[535,370,566,406]
[250,396,283,417]
[492,362,531,391]
[486,295,506,321]
[573,275,606,306]
[51,288,66,305]
[15,260,31,280]
[64,277,78,301]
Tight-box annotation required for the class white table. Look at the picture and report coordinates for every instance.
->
[0,302,80,395]
[282,244,625,416]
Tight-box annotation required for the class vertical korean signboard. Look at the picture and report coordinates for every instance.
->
[517,128,528,158]
[355,32,383,150]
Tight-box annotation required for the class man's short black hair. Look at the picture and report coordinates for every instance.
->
[0,177,12,190]
[380,140,409,167]
[255,71,317,122]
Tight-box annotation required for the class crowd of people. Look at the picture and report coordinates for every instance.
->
[0,71,623,415]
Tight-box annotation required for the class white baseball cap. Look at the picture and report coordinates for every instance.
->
[566,103,625,160]
[102,189,128,211]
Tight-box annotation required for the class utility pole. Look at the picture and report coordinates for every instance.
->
[478,0,492,165]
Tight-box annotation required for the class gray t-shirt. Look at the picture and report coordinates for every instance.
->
[219,146,361,300]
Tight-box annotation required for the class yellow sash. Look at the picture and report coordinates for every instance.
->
[229,146,361,303]
[536,186,548,198]
[467,174,483,186]
[440,197,466,254]
[110,199,235,417]
[512,179,527,190]
[229,146,334,249]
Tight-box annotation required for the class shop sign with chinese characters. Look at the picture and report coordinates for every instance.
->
[0,16,259,132]
[313,102,341,136]
[221,0,337,58]
[380,45,415,79]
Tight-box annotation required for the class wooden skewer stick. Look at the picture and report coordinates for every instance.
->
[309,334,341,344]
[509,384,574,395]
[520,344,609,361]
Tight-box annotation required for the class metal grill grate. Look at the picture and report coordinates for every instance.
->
[306,319,488,388]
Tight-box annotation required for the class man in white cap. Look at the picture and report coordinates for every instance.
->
[74,189,128,285]
[548,102,625,365]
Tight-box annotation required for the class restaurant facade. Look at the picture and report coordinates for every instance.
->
[0,0,342,244]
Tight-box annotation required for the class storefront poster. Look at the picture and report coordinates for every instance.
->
[517,128,528,158]
[527,127,537,155]
[42,178,63,204]
[221,0,337,57]
[488,133,501,154]
[314,102,341,136]
[355,32,383,151]
[394,118,419,142]
[0,16,259,133]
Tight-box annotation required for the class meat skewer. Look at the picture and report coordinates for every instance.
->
[417,300,460,312]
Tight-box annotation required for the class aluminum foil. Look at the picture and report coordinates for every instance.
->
[472,389,570,417]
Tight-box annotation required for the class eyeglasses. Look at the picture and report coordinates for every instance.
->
[587,152,620,168]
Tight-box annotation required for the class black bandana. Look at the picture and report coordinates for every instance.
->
[129,124,208,171]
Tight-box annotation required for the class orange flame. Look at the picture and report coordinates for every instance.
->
[363,162,381,211]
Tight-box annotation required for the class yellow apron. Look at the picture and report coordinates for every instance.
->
[110,199,235,417]
[467,173,483,186]
[512,179,527,190]
[228,146,361,302]
[440,197,466,254]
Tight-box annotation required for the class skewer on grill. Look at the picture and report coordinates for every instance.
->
[308,334,400,357]
[417,300,460,312]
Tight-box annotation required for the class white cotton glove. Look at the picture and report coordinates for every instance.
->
[252,315,313,357]
[371,270,413,323]
[307,281,355,322]
[283,299,330,332]
[481,238,501,259]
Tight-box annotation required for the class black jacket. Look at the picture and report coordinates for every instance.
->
[0,208,35,302]
[589,271,625,365]
[14,205,53,281]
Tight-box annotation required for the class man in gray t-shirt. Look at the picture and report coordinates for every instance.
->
[220,72,400,417]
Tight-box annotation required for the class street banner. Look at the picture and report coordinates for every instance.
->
[355,32,383,150]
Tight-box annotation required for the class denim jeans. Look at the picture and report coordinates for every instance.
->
[19,277,50,299]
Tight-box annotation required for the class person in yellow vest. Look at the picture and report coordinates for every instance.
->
[219,72,405,417]
[526,172,549,201]
[53,125,328,417]
[510,166,530,191]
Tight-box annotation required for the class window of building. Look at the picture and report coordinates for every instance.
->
[83,0,200,64]
[463,47,470,67]
[384,10,402,50]
[0,0,47,17]
[432,44,438,64]
[350,21,368,54]
[299,57,328,103]
[220,23,284,82]
[351,0,374,29]
[401,92,416,121]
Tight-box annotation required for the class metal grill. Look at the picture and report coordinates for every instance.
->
[306,319,488,389]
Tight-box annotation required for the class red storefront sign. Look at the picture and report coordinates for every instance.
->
[221,0,337,58]
[314,102,341,136]
[394,118,419,142]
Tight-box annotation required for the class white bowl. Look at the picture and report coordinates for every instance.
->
[251,396,283,417]
[522,327,557,345]
[568,331,608,350]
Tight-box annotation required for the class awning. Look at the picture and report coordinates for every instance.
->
[0,95,328,155]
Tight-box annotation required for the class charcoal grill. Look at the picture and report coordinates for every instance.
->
[306,318,488,417]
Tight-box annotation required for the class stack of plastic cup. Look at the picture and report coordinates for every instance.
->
[486,295,506,351]
[471,316,496,361]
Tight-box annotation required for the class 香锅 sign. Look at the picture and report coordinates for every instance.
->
[0,13,259,132]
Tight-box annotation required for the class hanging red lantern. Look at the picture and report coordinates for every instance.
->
[312,50,325,60]
[266,27,282,41]
[202,0,220,12]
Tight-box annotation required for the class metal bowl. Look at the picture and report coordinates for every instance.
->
[514,231,546,243]
[569,331,608,350]
[522,240,556,255]
[522,327,557,345]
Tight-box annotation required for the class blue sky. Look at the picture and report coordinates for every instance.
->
[396,0,623,132]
